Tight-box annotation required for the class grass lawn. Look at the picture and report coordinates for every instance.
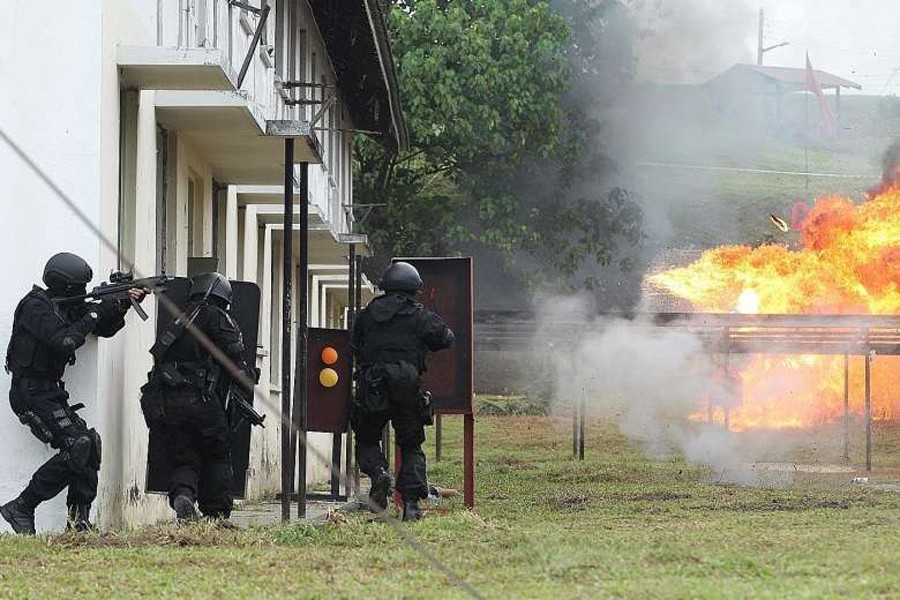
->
[3,412,900,598]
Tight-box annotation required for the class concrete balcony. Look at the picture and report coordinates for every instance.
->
[117,46,238,91]
[154,91,320,184]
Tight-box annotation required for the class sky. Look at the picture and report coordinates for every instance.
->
[632,0,900,95]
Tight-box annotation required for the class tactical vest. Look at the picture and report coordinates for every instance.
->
[5,287,74,380]
[358,307,427,372]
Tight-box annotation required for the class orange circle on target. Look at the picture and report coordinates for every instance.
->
[321,346,339,365]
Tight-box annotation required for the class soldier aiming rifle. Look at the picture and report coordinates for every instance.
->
[1,253,159,534]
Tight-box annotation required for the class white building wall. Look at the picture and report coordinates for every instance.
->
[0,0,368,531]
[0,0,125,533]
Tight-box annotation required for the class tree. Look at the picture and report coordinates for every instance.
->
[356,0,644,292]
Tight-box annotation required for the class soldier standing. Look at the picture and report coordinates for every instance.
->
[351,262,454,521]
[141,273,252,523]
[1,253,146,534]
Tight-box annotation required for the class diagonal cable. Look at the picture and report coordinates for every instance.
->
[0,127,483,599]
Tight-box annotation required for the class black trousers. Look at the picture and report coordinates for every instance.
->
[8,378,98,509]
[159,388,233,518]
[351,383,428,501]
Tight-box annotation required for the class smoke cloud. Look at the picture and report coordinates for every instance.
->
[627,0,756,85]
[536,295,818,486]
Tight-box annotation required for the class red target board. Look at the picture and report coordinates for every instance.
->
[397,257,474,415]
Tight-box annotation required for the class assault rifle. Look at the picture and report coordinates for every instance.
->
[56,270,174,321]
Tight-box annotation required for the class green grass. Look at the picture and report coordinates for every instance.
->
[4,414,900,598]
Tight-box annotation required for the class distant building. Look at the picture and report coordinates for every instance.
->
[706,64,861,136]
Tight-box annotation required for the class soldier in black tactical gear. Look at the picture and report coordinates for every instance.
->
[142,272,251,524]
[351,262,454,521]
[1,252,147,534]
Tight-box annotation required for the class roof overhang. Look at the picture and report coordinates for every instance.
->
[154,91,321,184]
[118,46,238,90]
[308,1,409,150]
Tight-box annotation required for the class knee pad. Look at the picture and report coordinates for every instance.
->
[65,434,94,471]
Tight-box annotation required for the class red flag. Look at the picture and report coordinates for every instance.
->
[805,53,837,137]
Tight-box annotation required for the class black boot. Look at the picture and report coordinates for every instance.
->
[1,498,36,535]
[66,504,96,533]
[368,469,393,512]
[402,498,422,522]
[173,495,199,523]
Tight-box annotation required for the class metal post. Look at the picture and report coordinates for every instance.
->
[280,139,294,523]
[394,443,403,509]
[572,401,578,457]
[236,5,271,88]
[330,434,341,497]
[843,354,850,461]
[756,8,764,65]
[464,413,475,509]
[293,162,310,517]
[578,392,586,461]
[865,351,872,472]
[353,254,362,491]
[344,243,356,495]
[435,414,443,462]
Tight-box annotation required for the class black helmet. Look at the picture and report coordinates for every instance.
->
[189,272,233,305]
[379,261,423,294]
[43,252,93,297]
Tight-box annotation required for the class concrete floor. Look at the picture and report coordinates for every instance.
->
[230,499,352,527]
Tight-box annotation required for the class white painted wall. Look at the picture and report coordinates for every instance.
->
[0,0,124,533]
[0,0,367,531]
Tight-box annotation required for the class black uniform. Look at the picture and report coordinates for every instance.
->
[4,287,126,521]
[351,291,453,503]
[145,299,249,519]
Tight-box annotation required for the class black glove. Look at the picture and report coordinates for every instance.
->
[96,298,126,321]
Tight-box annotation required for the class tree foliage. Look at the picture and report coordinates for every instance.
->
[355,0,644,290]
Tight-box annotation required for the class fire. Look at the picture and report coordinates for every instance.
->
[648,188,900,430]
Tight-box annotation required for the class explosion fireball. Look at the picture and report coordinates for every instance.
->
[647,188,900,430]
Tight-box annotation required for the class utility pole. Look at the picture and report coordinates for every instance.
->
[757,8,764,65]
[757,7,789,66]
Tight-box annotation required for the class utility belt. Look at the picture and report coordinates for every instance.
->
[355,361,433,425]
[154,362,210,390]
[9,377,85,445]
[12,376,63,392]
[140,361,221,430]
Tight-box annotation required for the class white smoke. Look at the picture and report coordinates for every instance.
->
[626,0,756,85]
[537,294,806,485]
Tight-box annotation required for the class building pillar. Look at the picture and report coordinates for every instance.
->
[225,185,239,278]
[242,204,259,283]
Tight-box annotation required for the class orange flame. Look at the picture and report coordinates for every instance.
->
[648,189,900,429]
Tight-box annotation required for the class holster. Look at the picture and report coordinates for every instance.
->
[139,376,166,430]
[17,410,54,444]
[420,391,434,426]
[358,367,390,413]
